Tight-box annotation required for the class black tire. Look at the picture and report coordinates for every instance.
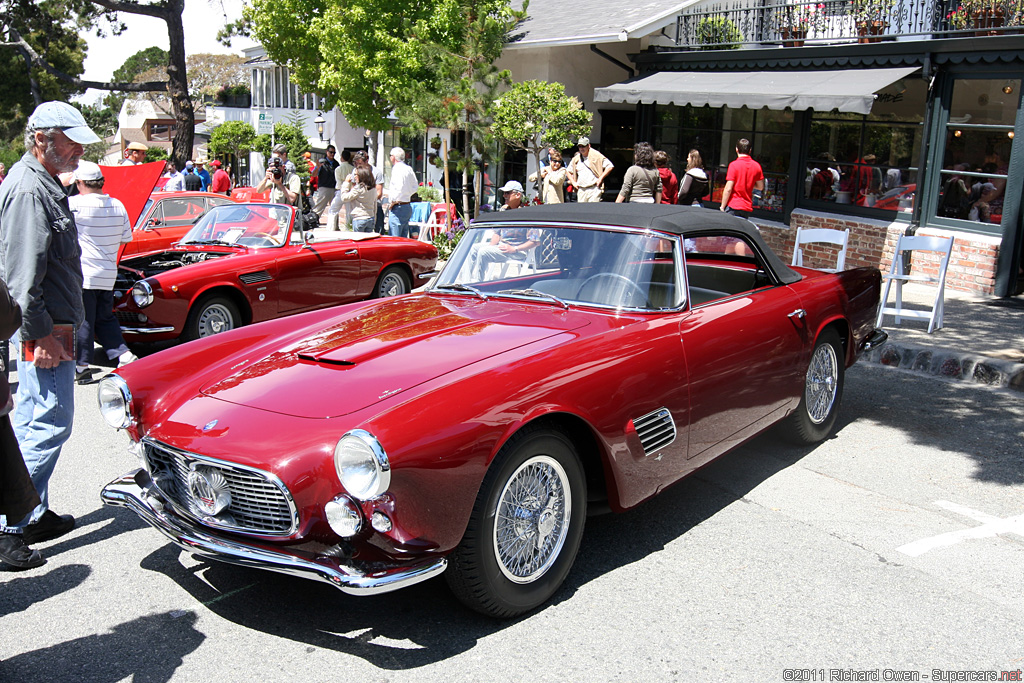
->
[182,295,241,341]
[372,266,411,298]
[782,328,845,444]
[445,426,587,618]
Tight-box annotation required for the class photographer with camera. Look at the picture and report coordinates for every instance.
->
[256,143,301,207]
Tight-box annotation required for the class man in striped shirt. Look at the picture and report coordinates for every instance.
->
[68,161,136,384]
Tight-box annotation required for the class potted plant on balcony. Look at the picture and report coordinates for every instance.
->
[947,0,1021,34]
[782,2,827,46]
[696,16,743,49]
[852,0,894,42]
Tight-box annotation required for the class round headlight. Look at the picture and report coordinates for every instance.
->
[97,374,134,429]
[132,280,154,308]
[324,495,362,537]
[334,430,390,501]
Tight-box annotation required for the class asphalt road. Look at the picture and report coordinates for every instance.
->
[1,362,1022,683]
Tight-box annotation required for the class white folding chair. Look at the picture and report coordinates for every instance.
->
[791,227,850,273]
[876,234,954,334]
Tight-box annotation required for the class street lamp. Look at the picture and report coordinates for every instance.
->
[314,112,325,141]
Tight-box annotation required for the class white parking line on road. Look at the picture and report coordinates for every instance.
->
[896,500,1024,557]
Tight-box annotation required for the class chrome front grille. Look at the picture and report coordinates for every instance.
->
[142,438,297,536]
[633,407,677,455]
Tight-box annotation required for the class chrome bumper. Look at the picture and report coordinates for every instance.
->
[101,469,447,596]
[860,328,889,352]
[120,326,176,334]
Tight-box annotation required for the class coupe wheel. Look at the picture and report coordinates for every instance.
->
[445,426,586,618]
[782,328,844,444]
[183,295,241,341]
[373,266,411,298]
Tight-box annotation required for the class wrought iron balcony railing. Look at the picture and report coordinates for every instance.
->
[672,0,1023,49]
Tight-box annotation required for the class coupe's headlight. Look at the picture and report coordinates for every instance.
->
[97,374,134,429]
[132,280,154,308]
[334,430,390,501]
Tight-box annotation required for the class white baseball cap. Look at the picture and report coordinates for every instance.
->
[73,161,104,181]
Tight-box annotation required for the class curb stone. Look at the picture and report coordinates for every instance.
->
[865,341,1024,393]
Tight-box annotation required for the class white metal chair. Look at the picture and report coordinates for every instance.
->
[876,233,955,334]
[791,227,850,273]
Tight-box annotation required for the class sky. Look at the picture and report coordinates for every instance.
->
[78,0,257,105]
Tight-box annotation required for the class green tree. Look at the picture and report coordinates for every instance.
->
[491,80,592,195]
[1,0,199,168]
[0,0,92,141]
[401,0,528,216]
[253,119,309,177]
[104,46,169,116]
[208,119,255,169]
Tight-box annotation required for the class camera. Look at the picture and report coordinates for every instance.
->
[268,157,283,179]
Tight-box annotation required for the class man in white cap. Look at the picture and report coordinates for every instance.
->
[183,160,202,191]
[498,180,525,211]
[469,179,540,279]
[0,101,100,569]
[567,136,613,203]
[68,161,136,385]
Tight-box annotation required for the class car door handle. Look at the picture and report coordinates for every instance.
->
[345,249,358,255]
[788,308,806,319]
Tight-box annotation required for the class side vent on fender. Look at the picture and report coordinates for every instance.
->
[633,407,676,456]
[239,270,273,285]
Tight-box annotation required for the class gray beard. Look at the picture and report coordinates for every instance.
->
[43,143,79,174]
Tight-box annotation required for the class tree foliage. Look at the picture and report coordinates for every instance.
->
[491,80,591,188]
[132,52,248,112]
[1,0,196,167]
[0,0,95,140]
[253,120,309,173]
[104,46,168,115]
[208,119,255,167]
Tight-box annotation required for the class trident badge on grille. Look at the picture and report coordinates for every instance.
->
[188,466,232,516]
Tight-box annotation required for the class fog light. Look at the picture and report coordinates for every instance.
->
[138,313,148,323]
[325,495,362,538]
[371,511,392,533]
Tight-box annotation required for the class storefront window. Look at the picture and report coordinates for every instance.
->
[804,77,925,213]
[651,105,793,215]
[935,78,1018,227]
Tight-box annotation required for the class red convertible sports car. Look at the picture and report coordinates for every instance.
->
[99,204,887,617]
[113,202,438,342]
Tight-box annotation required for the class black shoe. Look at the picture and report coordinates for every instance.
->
[0,533,45,569]
[76,367,96,385]
[22,510,75,545]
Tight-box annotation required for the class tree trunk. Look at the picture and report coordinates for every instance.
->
[462,127,472,218]
[164,0,194,167]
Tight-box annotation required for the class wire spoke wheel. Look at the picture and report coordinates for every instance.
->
[805,340,839,424]
[493,456,570,583]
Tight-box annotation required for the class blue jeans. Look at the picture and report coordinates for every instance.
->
[0,348,75,531]
[353,217,375,232]
[78,289,128,366]
[388,203,412,238]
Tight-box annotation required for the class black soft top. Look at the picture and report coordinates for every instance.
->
[472,203,802,284]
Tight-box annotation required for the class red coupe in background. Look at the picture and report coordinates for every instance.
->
[100,204,886,618]
[113,202,437,342]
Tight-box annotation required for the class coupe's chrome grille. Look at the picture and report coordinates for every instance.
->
[633,407,677,455]
[142,439,297,536]
[239,270,273,285]
[116,311,144,324]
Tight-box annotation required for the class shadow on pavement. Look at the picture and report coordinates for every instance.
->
[0,564,91,617]
[36,504,148,561]
[0,610,203,683]
[134,427,819,670]
[845,365,1024,485]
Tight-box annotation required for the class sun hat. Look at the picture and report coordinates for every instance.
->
[499,180,524,193]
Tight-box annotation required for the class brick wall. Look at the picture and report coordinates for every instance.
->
[751,210,1001,295]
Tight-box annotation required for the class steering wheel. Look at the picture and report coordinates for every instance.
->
[239,232,277,247]
[576,273,647,307]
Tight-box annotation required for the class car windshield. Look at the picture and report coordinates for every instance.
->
[180,203,293,247]
[133,199,154,230]
[432,224,683,310]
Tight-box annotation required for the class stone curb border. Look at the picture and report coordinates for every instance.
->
[863,342,1024,393]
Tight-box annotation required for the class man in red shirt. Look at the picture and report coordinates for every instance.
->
[719,138,764,218]
[209,160,231,195]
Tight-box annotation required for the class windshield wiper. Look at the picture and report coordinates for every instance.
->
[496,288,570,309]
[184,239,245,248]
[432,283,488,300]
